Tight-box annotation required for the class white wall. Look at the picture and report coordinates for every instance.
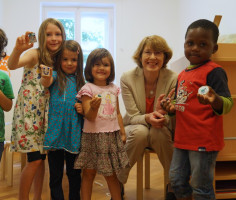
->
[174,0,236,64]
[1,0,236,139]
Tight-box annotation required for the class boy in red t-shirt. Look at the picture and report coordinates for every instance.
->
[161,19,233,200]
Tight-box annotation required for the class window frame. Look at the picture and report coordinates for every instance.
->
[41,3,115,57]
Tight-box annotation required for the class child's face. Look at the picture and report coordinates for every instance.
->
[92,57,111,86]
[61,49,78,74]
[45,23,63,53]
[184,27,218,65]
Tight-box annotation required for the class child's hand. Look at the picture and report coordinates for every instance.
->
[40,64,53,87]
[157,88,175,114]
[90,96,102,110]
[120,132,126,144]
[161,98,175,113]
[75,103,84,115]
[197,86,223,113]
[40,64,53,78]
[14,31,34,52]
[197,86,216,105]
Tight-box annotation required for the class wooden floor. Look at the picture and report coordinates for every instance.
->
[0,153,165,200]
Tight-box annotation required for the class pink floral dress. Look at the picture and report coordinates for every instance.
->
[10,65,49,153]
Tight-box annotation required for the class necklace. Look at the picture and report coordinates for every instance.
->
[150,90,154,95]
[146,81,157,97]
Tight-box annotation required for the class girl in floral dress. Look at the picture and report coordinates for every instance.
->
[8,18,65,200]
[74,48,129,200]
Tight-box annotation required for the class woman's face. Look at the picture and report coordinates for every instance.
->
[141,45,165,73]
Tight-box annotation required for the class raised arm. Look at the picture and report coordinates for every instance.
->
[8,31,37,70]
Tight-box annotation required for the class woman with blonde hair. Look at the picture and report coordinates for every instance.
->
[119,35,177,200]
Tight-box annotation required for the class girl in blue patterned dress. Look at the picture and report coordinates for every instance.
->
[8,18,66,200]
[41,40,85,200]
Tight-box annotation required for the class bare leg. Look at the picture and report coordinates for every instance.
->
[33,160,45,200]
[19,159,43,200]
[105,173,121,200]
[81,169,96,200]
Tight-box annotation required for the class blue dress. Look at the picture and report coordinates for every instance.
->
[44,71,83,153]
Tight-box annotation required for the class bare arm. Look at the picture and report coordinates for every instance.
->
[74,103,84,115]
[82,95,102,121]
[0,90,13,112]
[117,98,126,143]
[8,31,37,70]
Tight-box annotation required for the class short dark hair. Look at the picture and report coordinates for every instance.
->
[0,29,8,59]
[185,19,219,43]
[85,48,115,84]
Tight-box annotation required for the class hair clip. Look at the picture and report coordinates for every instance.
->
[77,48,80,55]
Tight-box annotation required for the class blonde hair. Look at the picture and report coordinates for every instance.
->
[37,18,66,67]
[133,35,172,68]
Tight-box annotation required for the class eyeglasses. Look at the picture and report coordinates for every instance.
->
[143,51,163,58]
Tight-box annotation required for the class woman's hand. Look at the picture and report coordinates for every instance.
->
[75,103,84,115]
[145,111,166,128]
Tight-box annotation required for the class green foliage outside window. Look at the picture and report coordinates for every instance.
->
[58,19,75,40]
[57,18,104,67]
[82,32,103,48]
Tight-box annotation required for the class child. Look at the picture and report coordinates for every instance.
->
[41,40,85,200]
[8,18,66,200]
[161,19,233,200]
[74,48,129,200]
[0,29,14,160]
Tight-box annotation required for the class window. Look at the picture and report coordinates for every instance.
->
[41,3,115,66]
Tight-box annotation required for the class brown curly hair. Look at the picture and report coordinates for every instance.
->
[0,29,8,60]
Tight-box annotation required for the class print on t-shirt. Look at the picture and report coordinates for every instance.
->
[98,91,116,120]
